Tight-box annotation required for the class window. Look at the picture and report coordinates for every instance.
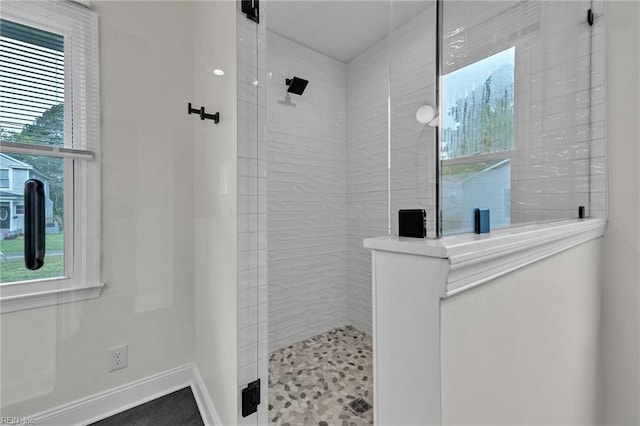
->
[0,1,101,312]
[0,169,8,188]
[441,47,515,234]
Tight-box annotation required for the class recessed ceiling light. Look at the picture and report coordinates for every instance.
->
[213,69,225,76]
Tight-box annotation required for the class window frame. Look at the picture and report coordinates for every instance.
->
[0,0,101,313]
[441,46,518,235]
[0,168,9,188]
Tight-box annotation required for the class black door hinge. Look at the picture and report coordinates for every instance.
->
[241,379,261,417]
[242,0,259,24]
[587,8,594,26]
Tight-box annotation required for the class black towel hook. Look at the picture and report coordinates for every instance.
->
[188,103,220,124]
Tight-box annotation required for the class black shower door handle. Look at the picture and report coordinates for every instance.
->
[24,179,45,270]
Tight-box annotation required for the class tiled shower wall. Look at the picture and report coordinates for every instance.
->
[266,31,349,352]
[346,7,437,334]
[345,37,390,337]
[266,7,437,343]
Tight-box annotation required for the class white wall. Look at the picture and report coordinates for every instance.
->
[192,2,238,425]
[441,238,602,425]
[1,1,196,416]
[266,31,349,352]
[599,1,640,423]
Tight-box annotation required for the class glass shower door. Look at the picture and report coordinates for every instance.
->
[237,0,266,424]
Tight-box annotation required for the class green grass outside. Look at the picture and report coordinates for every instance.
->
[0,255,64,283]
[0,232,64,253]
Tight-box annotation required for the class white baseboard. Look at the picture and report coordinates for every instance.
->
[191,365,223,426]
[30,363,221,426]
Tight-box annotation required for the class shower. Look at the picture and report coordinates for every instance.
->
[285,76,308,95]
[260,2,435,424]
[235,0,606,423]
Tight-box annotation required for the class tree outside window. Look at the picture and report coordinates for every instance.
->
[441,47,515,234]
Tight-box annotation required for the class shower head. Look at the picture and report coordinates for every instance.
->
[286,77,309,96]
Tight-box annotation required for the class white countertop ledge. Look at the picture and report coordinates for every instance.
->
[364,218,607,297]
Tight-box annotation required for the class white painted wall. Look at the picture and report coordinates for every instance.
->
[599,1,640,423]
[266,31,349,352]
[192,2,238,425]
[1,1,196,416]
[0,3,242,422]
[441,238,602,425]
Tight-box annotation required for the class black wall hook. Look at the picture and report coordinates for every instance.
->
[188,103,220,124]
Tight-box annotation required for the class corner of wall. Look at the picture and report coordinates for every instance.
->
[192,1,239,425]
[599,1,640,424]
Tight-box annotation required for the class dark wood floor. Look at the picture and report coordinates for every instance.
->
[89,387,204,426]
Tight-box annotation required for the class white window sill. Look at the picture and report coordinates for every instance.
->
[0,281,104,313]
[363,218,607,297]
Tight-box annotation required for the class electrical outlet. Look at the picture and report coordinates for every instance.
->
[108,344,128,372]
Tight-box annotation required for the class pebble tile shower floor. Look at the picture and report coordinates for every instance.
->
[269,326,373,425]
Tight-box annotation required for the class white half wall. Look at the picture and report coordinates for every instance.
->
[441,238,602,425]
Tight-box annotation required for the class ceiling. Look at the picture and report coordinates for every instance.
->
[266,1,431,63]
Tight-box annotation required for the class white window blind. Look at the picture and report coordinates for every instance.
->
[0,19,65,138]
[0,0,99,157]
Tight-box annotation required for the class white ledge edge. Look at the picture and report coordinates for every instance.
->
[0,283,104,313]
[364,218,607,298]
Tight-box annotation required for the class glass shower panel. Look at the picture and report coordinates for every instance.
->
[440,0,597,234]
[237,1,264,423]
[388,0,438,237]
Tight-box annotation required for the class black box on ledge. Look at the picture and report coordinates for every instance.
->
[474,208,490,234]
[399,209,426,238]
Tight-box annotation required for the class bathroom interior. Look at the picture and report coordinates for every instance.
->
[0,0,639,425]
[258,0,604,423]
